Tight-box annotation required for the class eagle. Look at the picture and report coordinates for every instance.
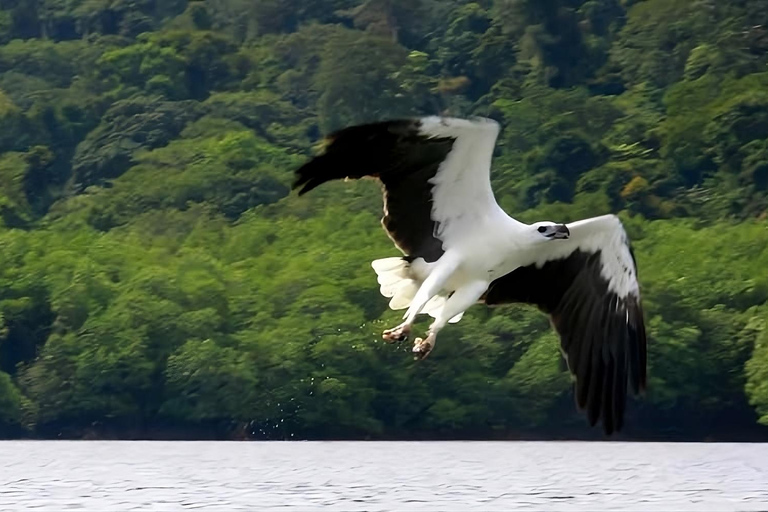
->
[293,116,647,435]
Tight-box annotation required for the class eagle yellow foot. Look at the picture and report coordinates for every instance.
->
[412,334,435,361]
[382,323,411,343]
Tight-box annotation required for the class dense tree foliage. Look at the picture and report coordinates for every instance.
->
[1,0,768,440]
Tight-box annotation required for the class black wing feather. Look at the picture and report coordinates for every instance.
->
[293,119,455,263]
[482,248,647,435]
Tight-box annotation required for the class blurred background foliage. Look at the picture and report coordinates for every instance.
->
[1,0,768,440]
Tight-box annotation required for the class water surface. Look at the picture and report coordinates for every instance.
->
[1,441,767,511]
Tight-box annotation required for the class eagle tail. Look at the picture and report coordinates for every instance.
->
[371,257,463,323]
[372,257,417,310]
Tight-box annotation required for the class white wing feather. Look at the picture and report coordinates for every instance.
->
[418,117,515,250]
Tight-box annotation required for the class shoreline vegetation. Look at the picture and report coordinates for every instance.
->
[1,0,768,441]
[9,420,768,442]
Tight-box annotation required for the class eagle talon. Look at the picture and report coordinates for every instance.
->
[382,324,410,343]
[412,336,434,360]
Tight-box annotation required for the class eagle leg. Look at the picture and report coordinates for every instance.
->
[411,280,489,361]
[385,253,461,353]
[382,323,411,343]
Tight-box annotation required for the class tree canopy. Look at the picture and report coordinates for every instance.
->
[1,0,768,440]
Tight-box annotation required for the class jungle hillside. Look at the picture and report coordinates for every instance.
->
[1,0,768,441]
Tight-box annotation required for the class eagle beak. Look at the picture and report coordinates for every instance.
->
[552,225,570,239]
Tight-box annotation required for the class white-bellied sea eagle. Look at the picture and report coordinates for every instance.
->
[293,116,647,434]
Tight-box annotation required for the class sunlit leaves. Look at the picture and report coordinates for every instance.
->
[97,42,188,99]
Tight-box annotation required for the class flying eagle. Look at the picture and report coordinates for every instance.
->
[293,116,647,434]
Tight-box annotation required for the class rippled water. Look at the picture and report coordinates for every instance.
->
[1,441,767,511]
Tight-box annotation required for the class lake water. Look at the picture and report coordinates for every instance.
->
[1,441,767,511]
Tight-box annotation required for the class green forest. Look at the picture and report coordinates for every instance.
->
[1,0,768,441]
